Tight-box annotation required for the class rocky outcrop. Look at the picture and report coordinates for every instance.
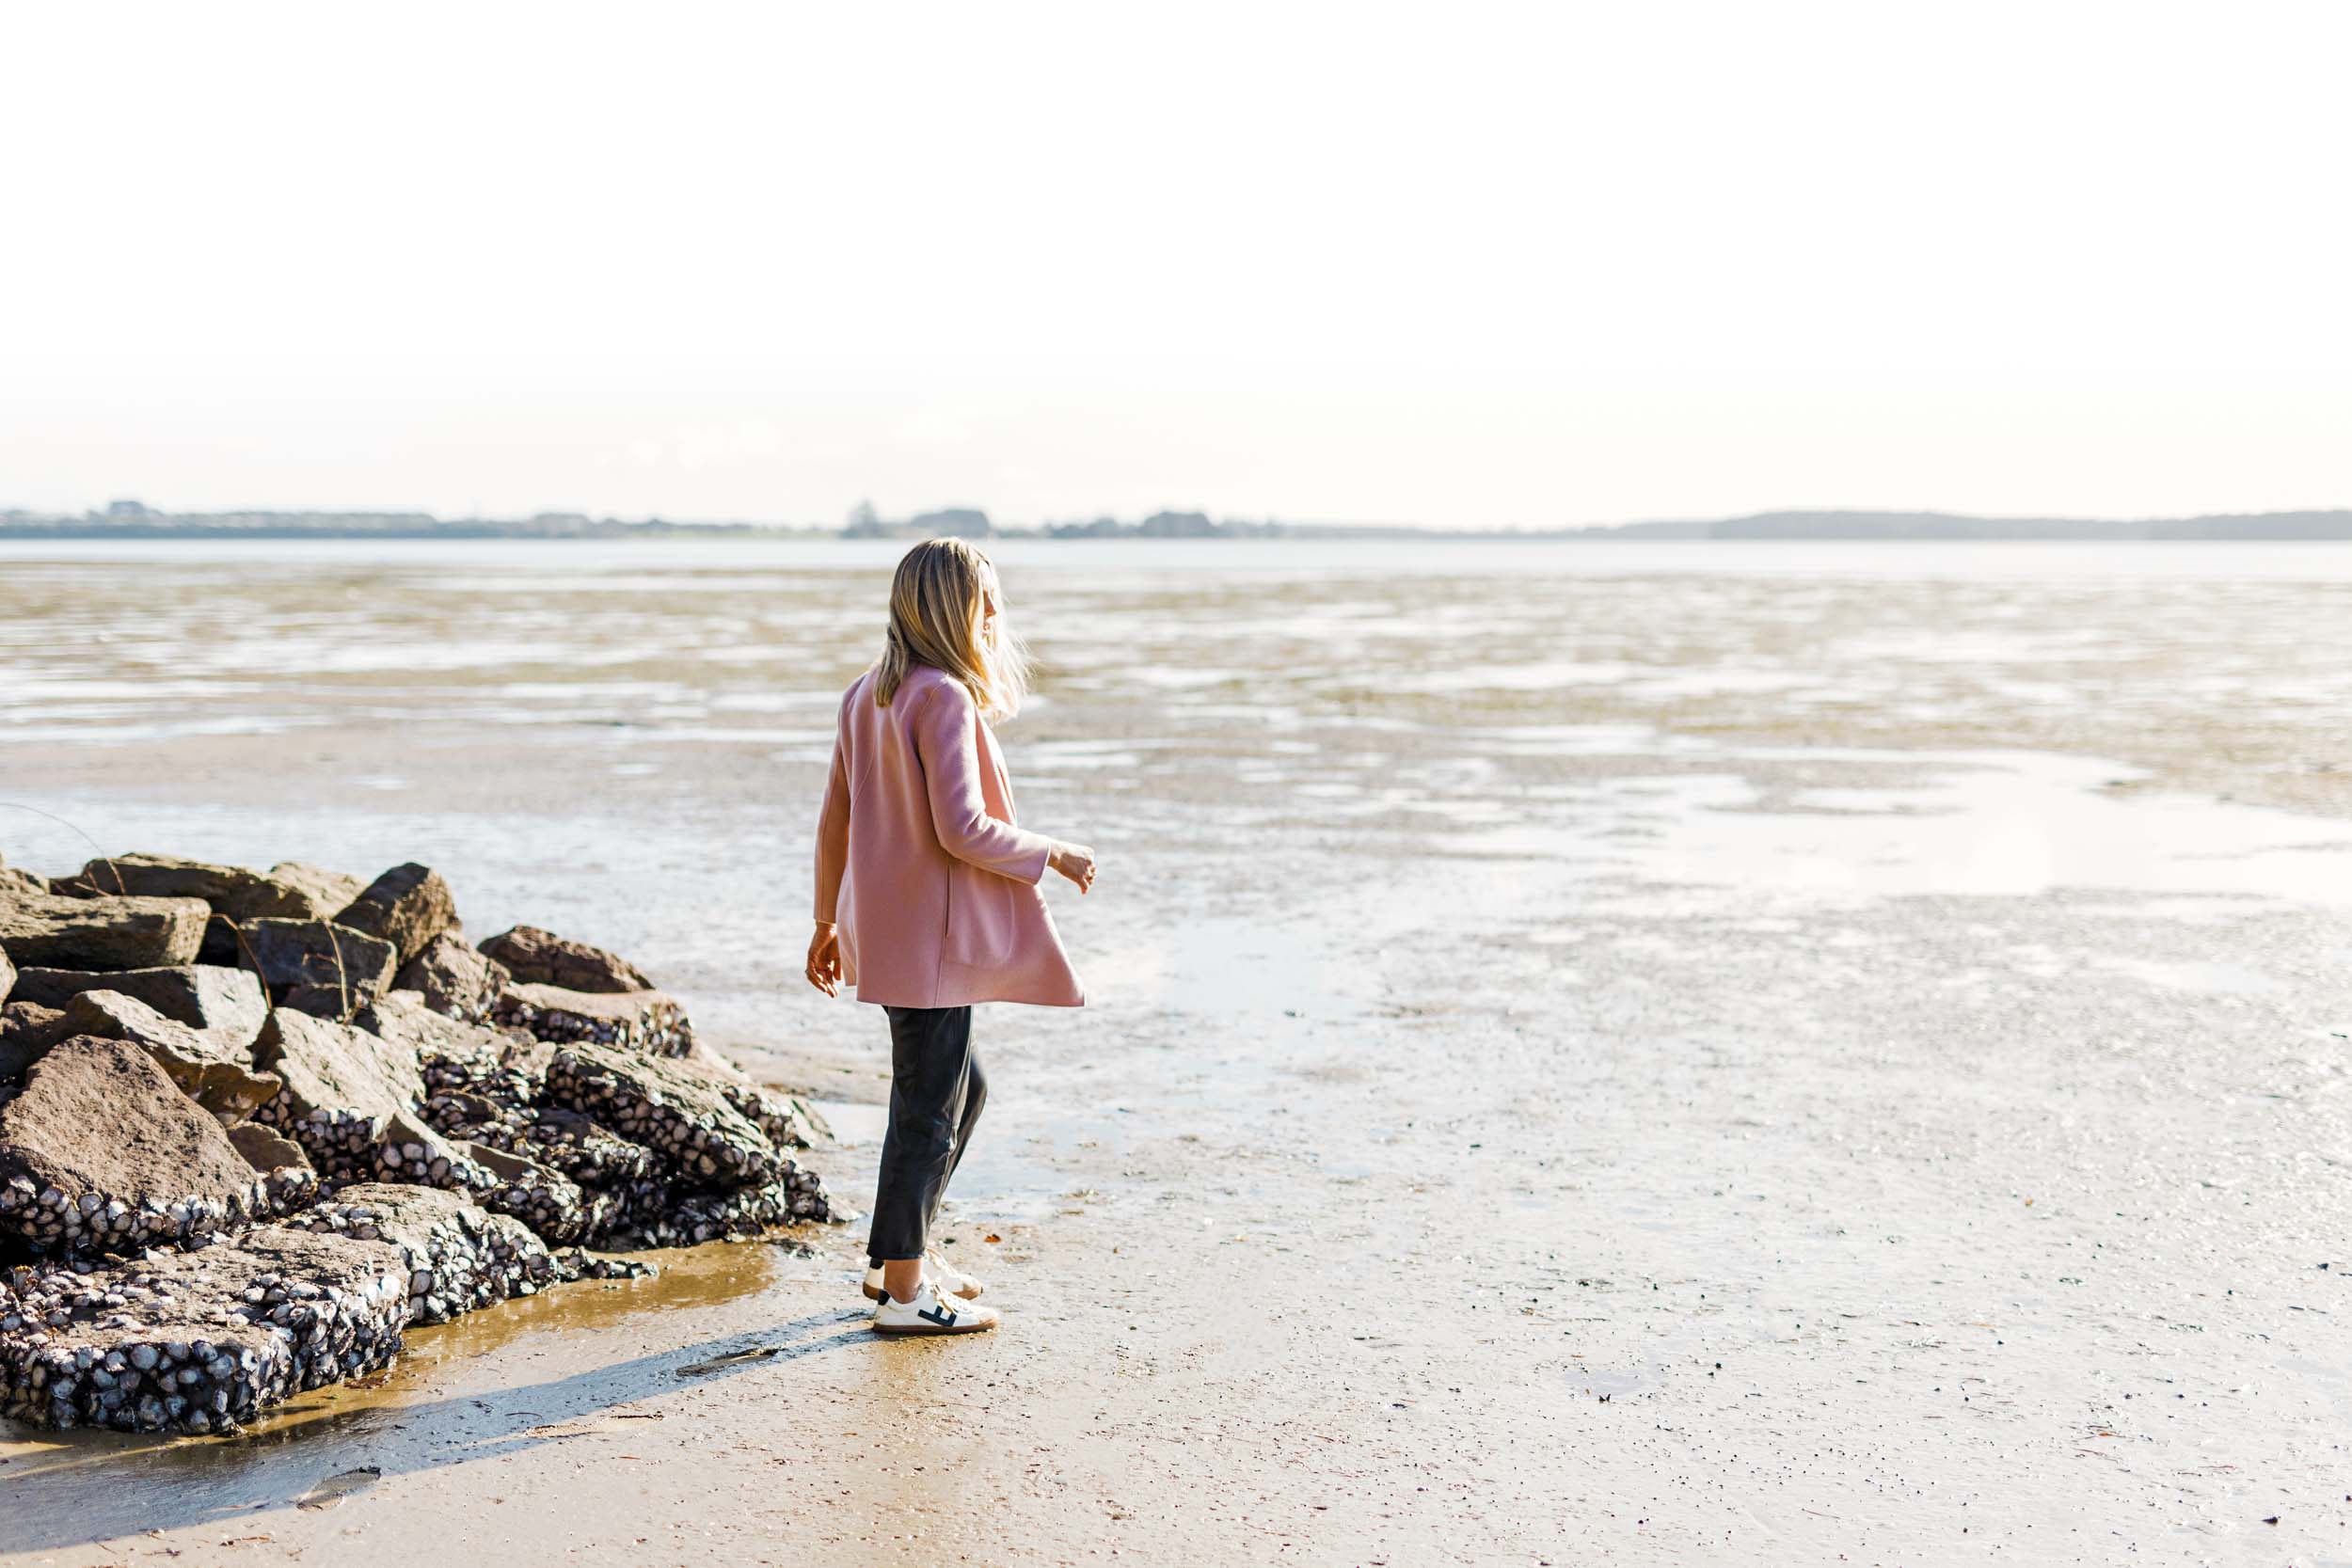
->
[56,991,281,1124]
[479,925,652,993]
[2,848,828,1436]
[0,892,210,971]
[394,931,510,1023]
[9,964,265,1046]
[0,1037,277,1254]
[334,863,458,965]
[496,981,691,1056]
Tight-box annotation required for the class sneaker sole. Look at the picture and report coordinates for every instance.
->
[864,1281,984,1302]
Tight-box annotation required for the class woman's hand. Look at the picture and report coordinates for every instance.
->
[805,922,842,996]
[1048,842,1098,895]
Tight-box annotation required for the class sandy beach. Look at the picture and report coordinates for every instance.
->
[4,539,2351,1566]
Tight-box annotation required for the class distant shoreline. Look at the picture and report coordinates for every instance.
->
[4,507,2351,543]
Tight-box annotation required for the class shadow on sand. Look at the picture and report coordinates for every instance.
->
[0,1307,877,1552]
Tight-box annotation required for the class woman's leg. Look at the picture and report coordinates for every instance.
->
[925,1045,987,1236]
[866,1004,977,1301]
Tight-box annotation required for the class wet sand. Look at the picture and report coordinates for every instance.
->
[3,541,2350,1565]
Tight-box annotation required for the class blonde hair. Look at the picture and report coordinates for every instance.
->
[873,538,1031,722]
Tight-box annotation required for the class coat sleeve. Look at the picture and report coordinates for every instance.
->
[913,681,1056,885]
[812,692,852,923]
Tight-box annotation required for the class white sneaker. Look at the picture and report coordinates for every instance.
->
[871,1275,998,1336]
[864,1251,985,1303]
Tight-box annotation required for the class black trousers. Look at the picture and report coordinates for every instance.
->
[866,1005,986,1266]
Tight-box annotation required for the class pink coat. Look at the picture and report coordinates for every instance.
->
[813,664,1085,1008]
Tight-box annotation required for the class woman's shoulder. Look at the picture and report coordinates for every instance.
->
[899,664,969,704]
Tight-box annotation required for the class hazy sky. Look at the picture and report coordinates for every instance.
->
[4,4,2347,528]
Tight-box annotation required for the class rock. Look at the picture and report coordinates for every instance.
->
[55,853,260,906]
[333,864,457,966]
[0,1037,276,1255]
[0,1226,411,1433]
[470,1104,660,1189]
[259,863,368,921]
[249,1010,427,1177]
[683,1039,831,1150]
[56,991,282,1125]
[7,964,265,1046]
[543,1040,780,1191]
[278,983,360,1021]
[55,854,363,924]
[226,1121,310,1175]
[0,1004,70,1081]
[361,991,546,1114]
[0,943,12,1006]
[222,1125,320,1215]
[478,926,652,993]
[281,1184,575,1325]
[393,932,510,1024]
[495,981,691,1056]
[247,1011,486,1192]
[235,919,397,1007]
[0,862,49,898]
[464,1141,594,1243]
[369,1110,497,1193]
[356,990,516,1068]
[611,1170,832,1247]
[0,892,210,971]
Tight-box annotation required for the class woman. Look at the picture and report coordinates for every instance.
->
[806,538,1096,1336]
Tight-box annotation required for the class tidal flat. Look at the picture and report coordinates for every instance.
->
[3,538,2350,1565]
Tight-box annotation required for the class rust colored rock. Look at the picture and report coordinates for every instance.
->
[0,892,209,972]
[478,926,652,994]
[334,863,458,966]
